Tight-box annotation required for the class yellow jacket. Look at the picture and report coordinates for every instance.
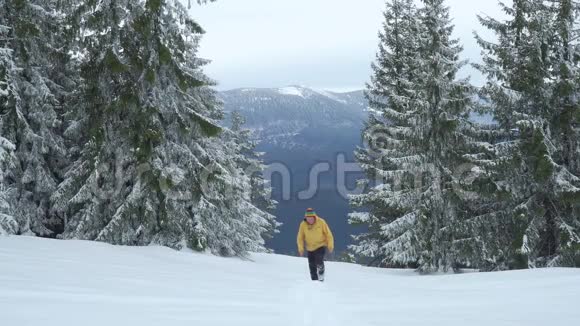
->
[297,217,334,253]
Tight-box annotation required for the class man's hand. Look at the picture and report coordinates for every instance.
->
[298,251,304,257]
[328,248,334,254]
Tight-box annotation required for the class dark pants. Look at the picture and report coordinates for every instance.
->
[307,247,326,281]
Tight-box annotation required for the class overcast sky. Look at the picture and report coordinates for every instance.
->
[188,0,505,92]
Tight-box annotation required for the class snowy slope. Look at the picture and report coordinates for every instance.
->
[1,236,579,326]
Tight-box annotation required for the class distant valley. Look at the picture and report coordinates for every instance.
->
[220,86,368,255]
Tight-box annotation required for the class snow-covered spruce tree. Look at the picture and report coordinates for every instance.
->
[548,0,580,267]
[52,0,144,243]
[229,110,279,240]
[52,0,224,250]
[53,0,276,256]
[0,20,18,235]
[349,0,424,267]
[350,0,491,272]
[0,0,69,237]
[189,111,279,256]
[405,0,491,272]
[0,135,16,235]
[476,0,580,268]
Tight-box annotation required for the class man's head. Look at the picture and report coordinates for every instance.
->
[305,208,317,224]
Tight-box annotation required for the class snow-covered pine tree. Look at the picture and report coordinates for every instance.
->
[52,0,226,250]
[51,0,143,243]
[464,0,550,271]
[407,0,489,272]
[0,0,69,237]
[0,135,16,235]
[349,0,424,267]
[189,111,279,256]
[53,0,275,256]
[350,0,490,272]
[229,110,279,239]
[0,19,18,234]
[476,0,580,268]
[548,0,580,267]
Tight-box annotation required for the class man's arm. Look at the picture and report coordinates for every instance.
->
[324,220,334,252]
[297,222,305,256]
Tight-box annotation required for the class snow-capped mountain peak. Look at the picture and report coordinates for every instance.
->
[277,86,306,98]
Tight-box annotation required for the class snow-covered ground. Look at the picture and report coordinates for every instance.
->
[1,236,579,326]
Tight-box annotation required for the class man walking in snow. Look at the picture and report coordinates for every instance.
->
[297,208,334,281]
